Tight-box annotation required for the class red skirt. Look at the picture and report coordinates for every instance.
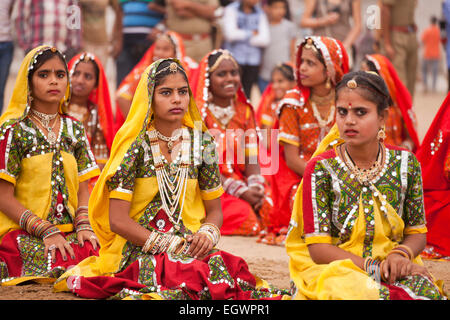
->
[0,229,98,285]
[63,250,287,300]
[422,190,450,258]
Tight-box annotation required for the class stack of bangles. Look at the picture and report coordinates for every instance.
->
[74,206,94,233]
[364,244,414,282]
[364,257,385,282]
[223,174,265,198]
[19,209,61,239]
[198,222,221,247]
[142,231,191,256]
[386,244,414,261]
[247,174,265,193]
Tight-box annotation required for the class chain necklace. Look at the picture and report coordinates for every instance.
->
[155,128,182,153]
[311,101,335,128]
[148,127,190,229]
[30,109,59,145]
[342,143,384,185]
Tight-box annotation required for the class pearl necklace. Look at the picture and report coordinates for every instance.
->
[311,101,335,128]
[155,129,182,154]
[207,101,235,127]
[30,109,59,145]
[148,127,190,229]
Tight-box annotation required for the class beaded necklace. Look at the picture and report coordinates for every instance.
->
[148,127,190,230]
[311,101,335,128]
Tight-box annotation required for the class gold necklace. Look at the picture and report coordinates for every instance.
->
[342,143,384,185]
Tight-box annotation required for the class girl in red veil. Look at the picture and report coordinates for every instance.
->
[416,92,450,259]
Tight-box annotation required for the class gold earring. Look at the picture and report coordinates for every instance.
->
[325,78,331,89]
[377,125,386,141]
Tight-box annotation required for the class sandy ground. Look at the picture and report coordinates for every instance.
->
[0,235,448,300]
[0,52,449,300]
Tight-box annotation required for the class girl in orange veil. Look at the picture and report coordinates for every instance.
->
[361,54,420,152]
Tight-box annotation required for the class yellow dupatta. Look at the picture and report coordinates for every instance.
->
[285,124,435,300]
[54,59,223,289]
[0,46,81,240]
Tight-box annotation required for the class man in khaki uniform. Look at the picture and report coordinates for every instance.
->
[165,0,220,62]
[381,0,418,97]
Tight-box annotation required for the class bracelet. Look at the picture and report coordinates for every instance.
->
[247,174,265,185]
[20,209,61,239]
[364,257,382,282]
[198,223,221,247]
[76,206,89,213]
[396,245,414,261]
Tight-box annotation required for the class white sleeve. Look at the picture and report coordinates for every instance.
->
[221,6,251,42]
[249,12,271,48]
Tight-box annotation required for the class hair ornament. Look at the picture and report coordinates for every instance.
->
[347,79,358,89]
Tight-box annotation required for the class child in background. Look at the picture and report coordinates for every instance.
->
[256,62,296,150]
[258,0,297,93]
[221,0,271,99]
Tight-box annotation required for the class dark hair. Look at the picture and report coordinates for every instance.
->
[335,71,392,115]
[207,50,241,76]
[271,63,295,81]
[28,49,68,87]
[266,0,291,20]
[88,59,100,87]
[362,58,379,74]
[152,59,189,88]
[431,16,438,25]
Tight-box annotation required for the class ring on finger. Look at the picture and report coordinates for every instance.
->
[49,244,57,251]
[90,235,97,240]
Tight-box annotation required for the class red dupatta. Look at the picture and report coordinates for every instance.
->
[416,92,450,257]
[68,52,115,150]
[366,54,420,152]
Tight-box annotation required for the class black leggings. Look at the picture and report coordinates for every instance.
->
[240,64,260,99]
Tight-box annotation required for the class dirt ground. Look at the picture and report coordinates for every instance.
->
[0,235,448,300]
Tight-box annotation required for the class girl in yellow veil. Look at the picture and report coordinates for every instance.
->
[54,58,288,300]
[285,70,446,300]
[0,46,100,286]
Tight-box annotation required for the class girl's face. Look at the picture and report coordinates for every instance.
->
[153,38,177,62]
[152,72,190,123]
[298,47,328,88]
[271,69,295,100]
[209,58,241,101]
[336,88,386,147]
[30,56,68,106]
[71,61,97,99]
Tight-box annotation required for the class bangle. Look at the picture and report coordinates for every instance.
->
[364,257,382,282]
[396,244,414,261]
[76,206,89,214]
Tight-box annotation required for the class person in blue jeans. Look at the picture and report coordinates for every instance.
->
[0,0,14,113]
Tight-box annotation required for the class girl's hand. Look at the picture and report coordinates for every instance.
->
[186,232,213,260]
[77,229,99,250]
[381,253,413,284]
[44,233,76,263]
